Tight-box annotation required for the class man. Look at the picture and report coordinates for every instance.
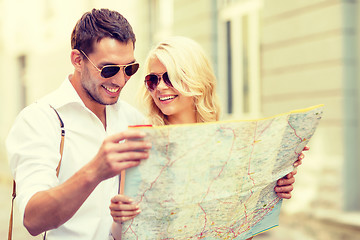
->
[6,8,151,239]
[7,8,302,240]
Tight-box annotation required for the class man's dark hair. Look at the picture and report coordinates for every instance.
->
[71,8,136,54]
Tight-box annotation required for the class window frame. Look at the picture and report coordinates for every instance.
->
[217,0,262,120]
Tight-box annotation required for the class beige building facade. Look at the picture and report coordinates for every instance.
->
[1,0,359,239]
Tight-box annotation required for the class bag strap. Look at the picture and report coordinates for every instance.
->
[8,105,65,240]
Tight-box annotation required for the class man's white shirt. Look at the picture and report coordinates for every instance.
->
[6,77,145,239]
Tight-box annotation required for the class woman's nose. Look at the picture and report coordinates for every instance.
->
[156,78,169,90]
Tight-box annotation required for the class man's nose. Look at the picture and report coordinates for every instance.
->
[114,69,128,87]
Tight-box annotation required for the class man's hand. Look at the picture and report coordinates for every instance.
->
[23,129,151,236]
[90,129,152,182]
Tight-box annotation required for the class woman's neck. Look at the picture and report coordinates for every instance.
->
[167,112,197,125]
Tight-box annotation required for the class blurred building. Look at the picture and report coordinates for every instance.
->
[0,0,359,239]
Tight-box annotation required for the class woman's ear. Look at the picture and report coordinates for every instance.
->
[70,49,83,72]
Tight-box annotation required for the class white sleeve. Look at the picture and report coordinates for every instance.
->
[6,103,63,220]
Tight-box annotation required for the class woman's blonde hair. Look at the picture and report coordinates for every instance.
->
[139,36,220,126]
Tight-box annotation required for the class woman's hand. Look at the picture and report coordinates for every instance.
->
[110,194,141,223]
[274,145,309,199]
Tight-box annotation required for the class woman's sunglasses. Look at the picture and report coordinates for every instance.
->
[144,72,173,92]
[80,50,139,78]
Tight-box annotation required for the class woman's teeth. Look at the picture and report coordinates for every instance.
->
[159,96,176,101]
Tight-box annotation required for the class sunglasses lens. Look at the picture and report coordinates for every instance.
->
[101,66,120,78]
[144,72,173,91]
[124,63,139,76]
[162,72,173,87]
[145,74,159,91]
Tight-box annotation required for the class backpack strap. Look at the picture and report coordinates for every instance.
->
[8,105,65,240]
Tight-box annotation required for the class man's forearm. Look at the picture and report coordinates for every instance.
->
[23,167,99,236]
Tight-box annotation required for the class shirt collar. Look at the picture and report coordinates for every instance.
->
[48,75,86,109]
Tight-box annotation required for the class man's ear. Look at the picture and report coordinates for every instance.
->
[70,49,83,71]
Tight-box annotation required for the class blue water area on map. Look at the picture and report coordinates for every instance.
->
[248,200,282,237]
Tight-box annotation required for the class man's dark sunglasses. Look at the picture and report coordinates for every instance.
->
[80,50,139,78]
[144,72,173,92]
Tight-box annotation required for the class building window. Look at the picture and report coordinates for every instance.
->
[218,0,262,119]
[17,55,27,110]
[242,15,250,114]
[149,0,174,45]
[226,21,233,114]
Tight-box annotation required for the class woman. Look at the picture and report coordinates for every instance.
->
[109,36,307,239]
[140,36,220,125]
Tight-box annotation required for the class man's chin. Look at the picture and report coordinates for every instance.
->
[97,96,120,106]
[102,100,118,106]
